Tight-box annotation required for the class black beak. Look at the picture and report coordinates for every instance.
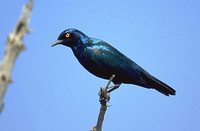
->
[51,40,64,47]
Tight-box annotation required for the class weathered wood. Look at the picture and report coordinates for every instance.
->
[0,0,33,113]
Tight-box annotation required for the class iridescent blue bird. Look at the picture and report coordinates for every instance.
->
[52,28,176,96]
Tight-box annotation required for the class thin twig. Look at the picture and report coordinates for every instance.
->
[106,75,115,89]
[0,0,33,113]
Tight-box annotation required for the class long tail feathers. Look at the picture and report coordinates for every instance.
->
[139,69,176,96]
[147,75,176,96]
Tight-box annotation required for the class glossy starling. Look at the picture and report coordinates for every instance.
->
[52,28,176,96]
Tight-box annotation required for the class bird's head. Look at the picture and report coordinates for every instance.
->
[52,28,89,48]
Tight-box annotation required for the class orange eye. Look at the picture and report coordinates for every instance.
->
[65,33,70,38]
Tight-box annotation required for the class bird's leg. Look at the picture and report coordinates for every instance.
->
[107,84,121,93]
[105,74,121,93]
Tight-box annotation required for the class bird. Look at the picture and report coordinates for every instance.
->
[52,28,176,96]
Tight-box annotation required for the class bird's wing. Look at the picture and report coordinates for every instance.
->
[86,41,176,96]
[85,41,143,83]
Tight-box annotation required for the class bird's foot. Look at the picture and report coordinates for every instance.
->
[98,87,110,106]
[98,75,121,105]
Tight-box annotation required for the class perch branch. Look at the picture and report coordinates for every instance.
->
[0,0,33,113]
[91,75,119,131]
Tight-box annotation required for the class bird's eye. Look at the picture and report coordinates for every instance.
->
[65,33,70,38]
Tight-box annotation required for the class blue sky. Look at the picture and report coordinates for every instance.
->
[0,0,200,131]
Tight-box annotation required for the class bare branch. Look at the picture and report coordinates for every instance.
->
[91,75,117,131]
[0,0,33,113]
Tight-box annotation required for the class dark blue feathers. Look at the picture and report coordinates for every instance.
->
[52,28,176,96]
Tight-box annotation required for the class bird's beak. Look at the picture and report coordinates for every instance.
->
[51,40,64,47]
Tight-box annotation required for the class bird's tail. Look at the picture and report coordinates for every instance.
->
[147,75,176,96]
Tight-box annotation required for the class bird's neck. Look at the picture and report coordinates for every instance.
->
[79,34,90,44]
[72,35,90,58]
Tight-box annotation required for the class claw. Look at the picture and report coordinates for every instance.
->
[98,88,110,105]
[98,75,121,105]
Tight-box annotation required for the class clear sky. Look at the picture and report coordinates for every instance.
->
[0,0,200,131]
